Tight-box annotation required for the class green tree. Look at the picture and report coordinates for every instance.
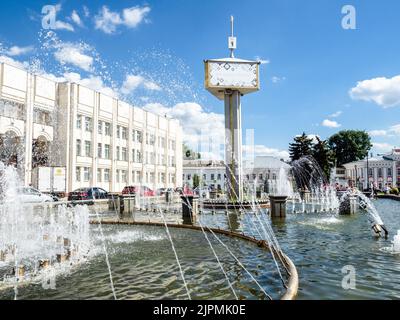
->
[289,132,314,161]
[183,143,201,160]
[312,137,335,180]
[193,174,200,189]
[328,130,372,166]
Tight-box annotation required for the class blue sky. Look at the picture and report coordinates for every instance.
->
[1,0,400,159]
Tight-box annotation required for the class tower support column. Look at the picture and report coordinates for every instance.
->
[224,90,243,201]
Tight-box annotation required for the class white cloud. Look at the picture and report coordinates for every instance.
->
[272,76,286,83]
[95,5,150,34]
[0,55,29,69]
[322,119,341,128]
[53,43,93,71]
[54,20,74,32]
[71,10,83,27]
[120,74,161,94]
[123,6,151,27]
[349,75,400,108]
[6,46,34,56]
[329,111,342,118]
[83,6,90,18]
[369,130,387,137]
[144,102,225,159]
[52,4,74,31]
[373,142,394,152]
[243,145,290,160]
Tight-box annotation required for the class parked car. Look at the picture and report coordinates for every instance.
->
[16,187,55,203]
[122,186,156,197]
[68,187,109,204]
[156,188,166,196]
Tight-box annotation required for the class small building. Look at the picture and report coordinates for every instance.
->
[182,159,226,191]
[343,149,400,190]
[243,156,291,192]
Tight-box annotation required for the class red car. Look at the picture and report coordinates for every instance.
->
[122,186,156,197]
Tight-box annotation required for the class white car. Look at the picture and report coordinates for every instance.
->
[17,187,54,203]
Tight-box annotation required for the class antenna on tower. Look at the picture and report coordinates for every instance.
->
[228,15,237,58]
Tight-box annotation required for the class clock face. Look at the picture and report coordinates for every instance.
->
[206,61,259,89]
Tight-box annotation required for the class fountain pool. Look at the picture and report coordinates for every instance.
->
[0,224,285,300]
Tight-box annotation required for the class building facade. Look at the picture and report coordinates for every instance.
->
[0,62,183,193]
[243,156,291,192]
[343,149,400,190]
[183,160,226,191]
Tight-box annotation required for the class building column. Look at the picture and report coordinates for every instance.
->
[24,74,34,186]
[224,90,243,202]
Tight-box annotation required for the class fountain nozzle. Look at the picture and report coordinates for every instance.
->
[372,224,388,238]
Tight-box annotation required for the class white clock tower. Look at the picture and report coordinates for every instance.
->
[204,16,260,202]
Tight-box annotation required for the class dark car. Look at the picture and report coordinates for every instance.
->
[68,187,109,204]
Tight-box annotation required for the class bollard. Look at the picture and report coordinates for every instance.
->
[181,195,199,224]
[339,195,358,215]
[0,250,5,261]
[269,196,288,218]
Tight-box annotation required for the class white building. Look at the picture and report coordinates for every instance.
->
[343,149,400,190]
[243,156,291,192]
[0,62,183,193]
[183,159,226,191]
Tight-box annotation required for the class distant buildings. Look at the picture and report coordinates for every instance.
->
[183,159,226,191]
[183,156,291,193]
[342,149,400,190]
[243,156,291,192]
[0,62,183,193]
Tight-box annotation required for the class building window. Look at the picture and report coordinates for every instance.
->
[76,115,82,129]
[211,174,215,181]
[132,171,136,183]
[203,174,207,180]
[171,174,175,184]
[188,174,191,181]
[161,173,165,183]
[150,172,155,183]
[98,143,102,158]
[116,125,121,139]
[97,169,102,182]
[121,127,127,140]
[137,130,143,143]
[368,168,373,177]
[137,150,142,163]
[85,141,91,157]
[104,144,110,159]
[105,122,112,136]
[104,169,110,182]
[116,146,120,161]
[76,167,81,182]
[83,167,90,182]
[137,171,142,183]
[33,109,52,126]
[378,168,383,178]
[388,168,392,177]
[85,117,92,132]
[121,170,127,183]
[121,147,127,161]
[76,139,81,156]
[116,169,120,183]
[98,121,103,135]
[259,174,263,180]
[217,174,221,180]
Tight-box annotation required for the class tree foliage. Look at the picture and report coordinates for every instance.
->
[328,130,372,166]
[193,174,200,189]
[289,132,314,161]
[312,137,335,180]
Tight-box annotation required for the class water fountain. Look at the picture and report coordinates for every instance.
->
[0,163,90,294]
